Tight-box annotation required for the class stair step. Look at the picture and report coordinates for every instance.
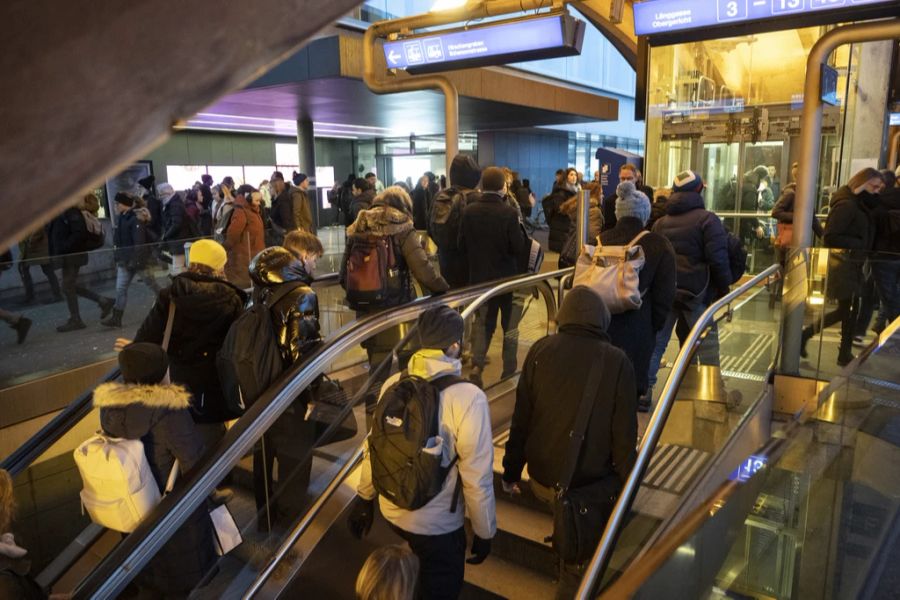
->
[491,497,557,577]
[462,554,557,600]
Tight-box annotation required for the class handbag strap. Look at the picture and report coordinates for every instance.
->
[626,230,651,249]
[161,302,176,351]
[164,459,179,495]
[556,364,606,495]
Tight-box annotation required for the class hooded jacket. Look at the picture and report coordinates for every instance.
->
[824,185,875,300]
[503,287,637,489]
[341,201,448,307]
[222,196,265,289]
[161,191,193,254]
[113,207,153,269]
[357,349,497,540]
[458,191,526,284]
[250,247,322,365]
[134,272,247,422]
[652,191,732,301]
[93,381,216,595]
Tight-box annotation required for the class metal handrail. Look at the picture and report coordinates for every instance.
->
[76,269,568,600]
[575,263,780,599]
[243,269,564,598]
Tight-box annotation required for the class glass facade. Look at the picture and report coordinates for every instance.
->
[568,131,645,180]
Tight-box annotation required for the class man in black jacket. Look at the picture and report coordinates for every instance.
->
[158,183,193,275]
[502,286,636,599]
[459,166,526,386]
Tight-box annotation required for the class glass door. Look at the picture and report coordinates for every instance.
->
[701,142,740,213]
[738,141,785,273]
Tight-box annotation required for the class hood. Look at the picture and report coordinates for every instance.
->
[557,285,611,335]
[449,154,482,190]
[133,206,152,223]
[347,204,414,237]
[407,349,462,381]
[93,381,192,409]
[169,272,246,318]
[665,191,706,215]
[250,246,314,287]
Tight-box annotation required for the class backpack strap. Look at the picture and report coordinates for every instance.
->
[556,363,605,495]
[431,373,466,512]
[161,302,176,351]
[264,281,304,309]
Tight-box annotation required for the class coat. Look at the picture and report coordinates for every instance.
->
[542,187,576,252]
[134,272,247,422]
[872,186,900,253]
[222,197,266,289]
[340,201,448,307]
[824,186,874,300]
[458,191,526,284]
[269,187,294,235]
[93,381,216,596]
[113,207,152,269]
[250,246,322,365]
[48,206,90,268]
[652,191,732,302]
[771,183,824,239]
[601,217,677,394]
[161,194,194,254]
[0,534,44,600]
[348,189,376,224]
[411,185,430,230]
[291,186,314,233]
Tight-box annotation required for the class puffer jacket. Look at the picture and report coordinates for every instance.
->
[93,381,216,596]
[824,185,875,300]
[113,207,152,269]
[250,247,322,365]
[652,191,732,302]
[340,201,448,308]
[134,272,247,422]
[542,186,576,252]
[348,189,376,224]
[357,349,497,540]
[222,196,265,289]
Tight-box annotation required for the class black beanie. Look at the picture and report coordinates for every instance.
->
[114,191,134,207]
[417,305,464,350]
[557,286,611,332]
[449,154,482,190]
[119,343,169,385]
[293,172,308,186]
[138,175,156,191]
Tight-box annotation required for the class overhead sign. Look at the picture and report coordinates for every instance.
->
[383,14,585,75]
[729,454,768,483]
[634,0,897,37]
[821,64,840,105]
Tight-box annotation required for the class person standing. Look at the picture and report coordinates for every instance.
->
[543,168,579,252]
[366,172,385,194]
[268,171,295,245]
[348,178,376,225]
[348,306,496,600]
[138,175,163,240]
[291,172,315,233]
[412,174,432,231]
[1,249,32,344]
[428,154,482,289]
[603,164,654,232]
[870,169,900,333]
[222,185,266,289]
[158,183,193,275]
[502,286,636,599]
[17,225,62,304]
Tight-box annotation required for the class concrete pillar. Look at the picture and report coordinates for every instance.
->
[840,41,893,180]
[297,118,318,230]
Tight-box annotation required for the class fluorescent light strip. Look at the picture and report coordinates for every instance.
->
[197,113,401,135]
[176,123,358,139]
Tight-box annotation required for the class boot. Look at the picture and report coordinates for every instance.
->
[98,297,115,319]
[800,327,812,359]
[637,387,652,413]
[13,317,32,344]
[56,318,86,332]
[837,352,855,367]
[101,309,123,328]
[468,366,484,388]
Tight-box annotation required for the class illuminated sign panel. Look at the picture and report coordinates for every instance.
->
[729,455,768,483]
[383,14,584,74]
[634,0,896,36]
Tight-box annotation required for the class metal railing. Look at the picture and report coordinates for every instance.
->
[575,263,780,599]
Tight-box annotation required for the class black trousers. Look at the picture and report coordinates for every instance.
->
[804,297,856,359]
[390,524,467,600]
[19,261,61,299]
[61,263,107,320]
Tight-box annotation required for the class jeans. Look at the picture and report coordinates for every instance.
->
[872,260,900,329]
[61,263,108,321]
[389,524,467,600]
[19,262,61,300]
[472,293,523,376]
[114,265,160,311]
[647,300,719,389]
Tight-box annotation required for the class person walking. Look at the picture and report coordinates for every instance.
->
[1,250,32,344]
[291,172,315,233]
[222,185,266,289]
[348,306,496,600]
[348,178,377,225]
[158,183,194,275]
[17,225,62,304]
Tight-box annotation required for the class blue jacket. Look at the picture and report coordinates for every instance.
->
[113,207,151,268]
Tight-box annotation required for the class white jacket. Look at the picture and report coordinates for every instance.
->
[358,349,497,539]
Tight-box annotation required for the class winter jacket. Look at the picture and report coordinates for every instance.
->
[502,306,637,488]
[601,217,677,394]
[250,247,322,365]
[348,189,376,224]
[542,187,576,252]
[824,185,875,300]
[872,186,900,253]
[558,195,603,267]
[18,226,51,266]
[146,194,163,239]
[134,272,247,423]
[48,205,91,268]
[647,198,668,232]
[341,201,448,308]
[602,183,653,232]
[291,186,314,233]
[161,193,194,254]
[113,207,152,269]
[458,191,526,284]
[222,197,265,289]
[428,186,475,289]
[771,183,824,239]
[652,191,732,302]
[0,534,44,600]
[358,349,497,539]
[270,186,295,236]
[412,185,430,230]
[93,381,216,596]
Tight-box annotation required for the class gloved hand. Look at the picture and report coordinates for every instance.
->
[466,535,492,565]
[347,496,375,539]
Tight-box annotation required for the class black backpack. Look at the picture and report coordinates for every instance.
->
[428,187,469,251]
[216,282,301,416]
[369,373,465,511]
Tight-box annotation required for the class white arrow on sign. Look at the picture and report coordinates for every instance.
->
[388,50,401,65]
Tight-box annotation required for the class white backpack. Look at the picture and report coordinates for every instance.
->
[573,231,650,314]
[73,434,163,533]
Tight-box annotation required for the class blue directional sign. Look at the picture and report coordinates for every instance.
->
[383,14,584,74]
[634,0,897,37]
[729,454,768,483]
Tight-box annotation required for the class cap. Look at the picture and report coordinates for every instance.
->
[673,170,703,193]
[417,305,464,350]
[189,239,227,272]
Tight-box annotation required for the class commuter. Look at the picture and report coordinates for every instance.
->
[366,172,385,194]
[158,183,194,275]
[222,185,266,289]
[131,239,247,450]
[459,167,527,386]
[199,174,215,233]
[603,163,653,232]
[212,178,233,226]
[336,173,355,225]
[48,194,115,332]
[870,169,900,333]
[601,181,676,412]
[259,179,272,208]
[428,154,482,289]
[647,189,670,231]
[510,176,535,219]
[648,170,732,388]
[356,545,419,600]
[801,168,882,366]
[138,175,163,239]
[1,250,32,344]
[412,174,431,230]
[348,178,376,224]
[0,469,45,599]
[182,186,206,237]
[291,171,315,233]
[739,166,770,244]
[502,286,637,599]
[348,305,496,600]
[93,342,217,597]
[542,167,579,252]
[558,188,603,269]
[17,225,62,304]
[268,171,297,244]
[249,232,323,529]
[102,192,159,328]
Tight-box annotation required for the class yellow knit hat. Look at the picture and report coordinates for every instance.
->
[189,239,227,272]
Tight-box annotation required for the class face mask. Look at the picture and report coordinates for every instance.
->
[446,343,462,359]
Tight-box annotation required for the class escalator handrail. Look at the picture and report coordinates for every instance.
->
[242,268,567,598]
[575,263,781,600]
[75,269,569,600]
[0,273,342,479]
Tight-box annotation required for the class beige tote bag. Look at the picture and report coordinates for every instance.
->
[572,231,650,314]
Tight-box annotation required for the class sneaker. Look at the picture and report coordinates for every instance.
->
[852,336,865,347]
[56,319,86,332]
[14,317,32,344]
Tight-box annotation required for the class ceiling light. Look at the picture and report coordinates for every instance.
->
[430,0,469,12]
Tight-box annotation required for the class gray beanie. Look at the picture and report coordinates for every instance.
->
[557,286,611,332]
[417,305,464,350]
[615,180,651,226]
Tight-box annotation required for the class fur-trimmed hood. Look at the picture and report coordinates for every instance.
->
[347,204,414,238]
[93,382,192,410]
[133,206,152,224]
